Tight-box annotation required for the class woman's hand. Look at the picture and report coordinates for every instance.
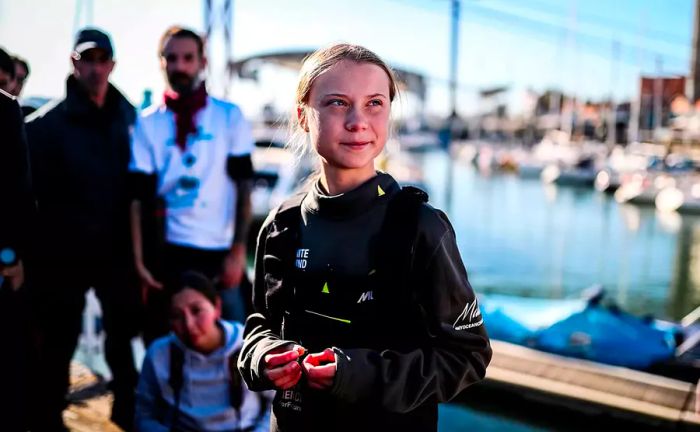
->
[302,348,337,390]
[263,344,305,390]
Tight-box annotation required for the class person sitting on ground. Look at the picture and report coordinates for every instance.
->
[135,270,270,432]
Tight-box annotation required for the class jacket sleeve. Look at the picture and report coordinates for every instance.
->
[25,110,55,233]
[129,114,156,175]
[0,94,34,260]
[134,352,169,432]
[227,104,255,157]
[329,209,492,413]
[238,216,297,392]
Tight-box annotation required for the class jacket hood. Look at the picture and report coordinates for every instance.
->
[171,319,243,361]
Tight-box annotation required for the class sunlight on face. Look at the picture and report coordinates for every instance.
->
[161,36,205,94]
[303,60,391,178]
[71,48,115,96]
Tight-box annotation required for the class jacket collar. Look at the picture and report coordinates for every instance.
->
[302,172,400,220]
[63,75,132,121]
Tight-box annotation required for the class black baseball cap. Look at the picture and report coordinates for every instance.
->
[73,28,114,59]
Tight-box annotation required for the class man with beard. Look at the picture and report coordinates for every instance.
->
[129,26,254,344]
[25,28,139,431]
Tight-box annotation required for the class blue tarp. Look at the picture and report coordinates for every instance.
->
[536,306,675,368]
[480,294,676,369]
[480,294,587,344]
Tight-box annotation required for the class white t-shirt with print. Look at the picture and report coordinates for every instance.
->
[129,96,254,250]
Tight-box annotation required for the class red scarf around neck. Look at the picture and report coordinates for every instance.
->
[163,82,208,151]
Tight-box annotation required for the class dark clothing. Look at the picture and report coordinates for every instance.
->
[239,173,492,432]
[31,262,141,431]
[25,76,135,264]
[21,104,38,118]
[25,76,139,431]
[0,89,36,432]
[0,286,34,432]
[0,89,34,260]
[163,243,229,287]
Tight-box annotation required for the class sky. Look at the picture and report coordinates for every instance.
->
[0,0,694,119]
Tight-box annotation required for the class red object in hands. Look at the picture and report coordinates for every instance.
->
[306,348,335,366]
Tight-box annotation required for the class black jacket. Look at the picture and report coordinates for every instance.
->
[0,89,35,262]
[239,173,492,432]
[25,76,136,264]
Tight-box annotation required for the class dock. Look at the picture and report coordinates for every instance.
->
[483,340,700,430]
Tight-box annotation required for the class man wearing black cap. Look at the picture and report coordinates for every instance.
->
[25,27,139,431]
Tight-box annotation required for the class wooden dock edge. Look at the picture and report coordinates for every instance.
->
[484,340,700,428]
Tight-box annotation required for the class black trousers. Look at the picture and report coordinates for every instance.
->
[30,258,141,431]
[0,283,35,432]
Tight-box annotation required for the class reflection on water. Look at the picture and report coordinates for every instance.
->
[420,151,700,321]
[439,403,551,432]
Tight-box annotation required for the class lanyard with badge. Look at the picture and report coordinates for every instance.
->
[165,126,205,209]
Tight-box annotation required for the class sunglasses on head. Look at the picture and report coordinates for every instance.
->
[74,51,112,64]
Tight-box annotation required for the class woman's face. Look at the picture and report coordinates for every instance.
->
[170,288,221,352]
[302,60,391,177]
